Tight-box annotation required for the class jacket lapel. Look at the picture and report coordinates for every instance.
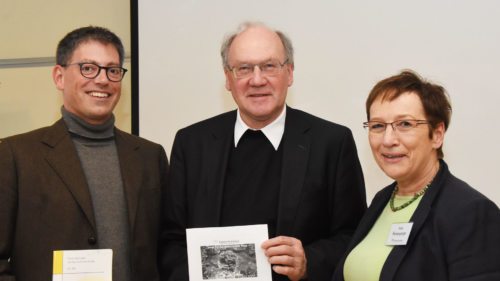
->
[352,187,393,250]
[42,119,96,231]
[115,130,142,233]
[276,108,311,235]
[200,111,235,226]
[334,186,393,281]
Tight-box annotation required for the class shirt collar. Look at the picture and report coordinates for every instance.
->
[234,107,286,150]
[61,106,115,139]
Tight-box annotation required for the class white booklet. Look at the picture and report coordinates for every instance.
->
[186,224,272,281]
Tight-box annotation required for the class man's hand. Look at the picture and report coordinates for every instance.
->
[261,236,307,281]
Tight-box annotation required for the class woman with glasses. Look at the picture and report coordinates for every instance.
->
[332,70,500,281]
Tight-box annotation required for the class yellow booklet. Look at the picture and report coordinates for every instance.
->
[52,249,112,281]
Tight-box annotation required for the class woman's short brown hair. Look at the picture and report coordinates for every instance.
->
[366,70,452,159]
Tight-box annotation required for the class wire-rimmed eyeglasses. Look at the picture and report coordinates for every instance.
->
[363,119,429,133]
[228,59,289,79]
[61,62,128,82]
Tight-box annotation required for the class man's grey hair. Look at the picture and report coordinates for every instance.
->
[220,21,294,69]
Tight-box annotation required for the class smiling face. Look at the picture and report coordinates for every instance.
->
[52,40,122,125]
[224,26,293,129]
[368,92,444,188]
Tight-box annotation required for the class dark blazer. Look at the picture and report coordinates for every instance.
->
[0,119,169,281]
[160,107,367,281]
[332,160,500,281]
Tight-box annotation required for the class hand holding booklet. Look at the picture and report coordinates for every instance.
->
[186,224,272,281]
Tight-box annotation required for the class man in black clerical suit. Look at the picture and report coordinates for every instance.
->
[160,22,366,281]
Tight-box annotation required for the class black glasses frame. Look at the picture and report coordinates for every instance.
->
[62,62,128,82]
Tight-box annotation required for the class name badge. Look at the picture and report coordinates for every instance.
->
[386,222,413,246]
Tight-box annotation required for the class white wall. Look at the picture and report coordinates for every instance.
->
[0,0,132,137]
[139,0,500,205]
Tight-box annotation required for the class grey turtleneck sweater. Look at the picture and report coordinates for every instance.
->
[62,108,131,281]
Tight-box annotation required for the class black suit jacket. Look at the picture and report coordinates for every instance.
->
[160,107,366,280]
[0,119,169,281]
[332,160,500,281]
